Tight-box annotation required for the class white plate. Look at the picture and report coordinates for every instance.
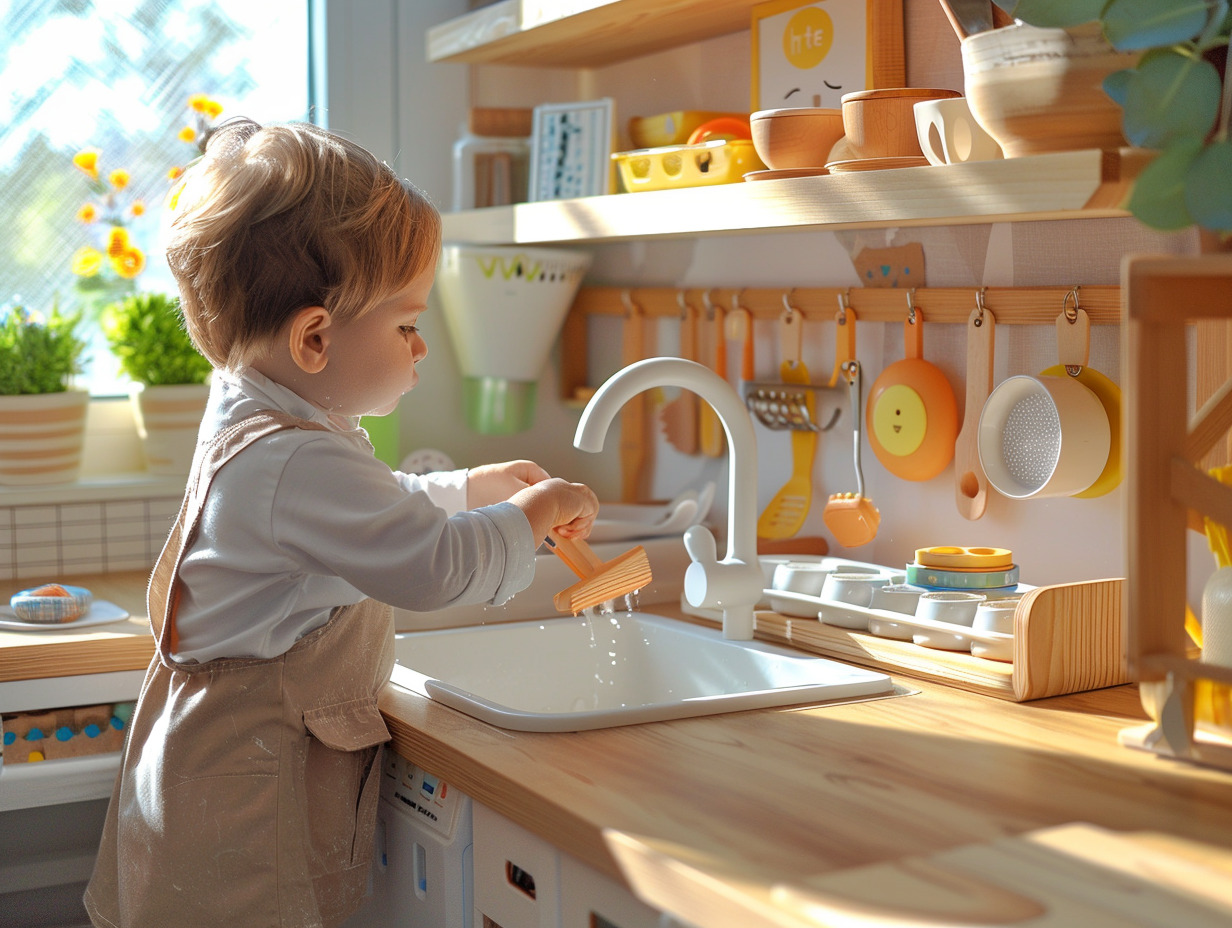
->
[588,483,715,543]
[0,600,132,631]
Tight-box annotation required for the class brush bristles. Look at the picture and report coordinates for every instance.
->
[554,546,653,614]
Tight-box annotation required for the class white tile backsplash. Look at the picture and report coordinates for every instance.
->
[0,493,182,583]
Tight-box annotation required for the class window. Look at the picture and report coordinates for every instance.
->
[1,0,312,395]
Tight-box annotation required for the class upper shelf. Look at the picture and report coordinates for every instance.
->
[426,0,759,67]
[440,148,1149,245]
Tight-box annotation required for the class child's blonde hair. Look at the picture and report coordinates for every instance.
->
[166,118,441,369]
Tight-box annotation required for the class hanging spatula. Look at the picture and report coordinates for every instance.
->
[757,305,816,540]
[823,360,880,548]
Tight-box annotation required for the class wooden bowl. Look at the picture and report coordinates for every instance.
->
[961,22,1141,157]
[841,88,962,160]
[750,107,845,170]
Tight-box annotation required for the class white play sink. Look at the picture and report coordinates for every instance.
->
[390,611,893,732]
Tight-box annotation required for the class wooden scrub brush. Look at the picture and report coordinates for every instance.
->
[546,530,653,614]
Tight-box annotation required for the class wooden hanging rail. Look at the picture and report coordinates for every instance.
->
[568,285,1122,326]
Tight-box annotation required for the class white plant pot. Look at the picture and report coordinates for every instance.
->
[131,382,210,475]
[0,390,90,486]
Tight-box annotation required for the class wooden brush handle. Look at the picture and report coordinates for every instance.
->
[548,530,605,578]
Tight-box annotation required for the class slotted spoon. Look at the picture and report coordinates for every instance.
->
[757,307,816,540]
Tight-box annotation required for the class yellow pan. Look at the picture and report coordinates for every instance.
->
[1039,364,1122,498]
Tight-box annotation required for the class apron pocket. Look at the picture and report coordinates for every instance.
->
[302,697,390,876]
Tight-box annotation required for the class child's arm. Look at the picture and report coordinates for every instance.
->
[466,459,551,509]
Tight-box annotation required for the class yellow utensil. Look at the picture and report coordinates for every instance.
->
[823,360,880,547]
[758,307,816,540]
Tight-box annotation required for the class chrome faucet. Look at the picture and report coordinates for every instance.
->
[574,358,763,639]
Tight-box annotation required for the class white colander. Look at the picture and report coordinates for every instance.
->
[977,374,1110,499]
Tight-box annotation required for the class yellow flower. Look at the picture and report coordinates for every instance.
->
[109,169,130,190]
[167,165,184,180]
[77,203,98,223]
[178,125,197,143]
[106,226,130,258]
[73,148,100,180]
[130,200,146,217]
[111,248,146,279]
[188,93,209,113]
[204,99,223,119]
[71,246,103,277]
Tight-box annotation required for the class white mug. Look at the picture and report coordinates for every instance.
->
[913,97,1002,166]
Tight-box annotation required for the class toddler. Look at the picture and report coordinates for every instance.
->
[86,118,598,928]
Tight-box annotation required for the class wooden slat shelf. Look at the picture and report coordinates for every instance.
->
[440,149,1149,245]
[427,0,761,68]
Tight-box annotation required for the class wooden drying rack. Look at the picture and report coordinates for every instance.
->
[1121,254,1232,772]
[560,284,1123,404]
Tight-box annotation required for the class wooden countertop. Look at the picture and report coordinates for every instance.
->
[7,572,1232,924]
[379,662,1232,927]
[0,572,154,682]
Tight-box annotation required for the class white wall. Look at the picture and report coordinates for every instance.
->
[327,0,1202,590]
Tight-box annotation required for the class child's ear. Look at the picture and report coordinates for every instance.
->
[288,306,332,374]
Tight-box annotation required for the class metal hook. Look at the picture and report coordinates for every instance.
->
[906,288,918,325]
[702,288,717,321]
[621,289,639,317]
[974,287,987,328]
[836,288,850,325]
[781,288,799,318]
[675,289,691,320]
[1063,285,1081,324]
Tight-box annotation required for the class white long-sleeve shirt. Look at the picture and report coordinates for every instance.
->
[172,368,536,662]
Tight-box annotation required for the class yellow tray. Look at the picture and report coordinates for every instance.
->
[612,140,765,193]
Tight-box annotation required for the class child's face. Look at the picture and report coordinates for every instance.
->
[322,263,433,418]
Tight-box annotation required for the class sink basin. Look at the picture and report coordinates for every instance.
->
[390,611,893,731]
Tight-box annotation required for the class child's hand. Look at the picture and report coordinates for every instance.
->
[467,460,551,509]
[509,477,599,543]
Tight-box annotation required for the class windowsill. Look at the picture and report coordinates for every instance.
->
[0,473,187,507]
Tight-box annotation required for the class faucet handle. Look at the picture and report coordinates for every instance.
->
[683,524,718,566]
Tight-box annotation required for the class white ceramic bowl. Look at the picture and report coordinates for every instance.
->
[867,584,926,640]
[913,591,985,650]
[772,561,832,598]
[978,374,1111,499]
[820,571,884,609]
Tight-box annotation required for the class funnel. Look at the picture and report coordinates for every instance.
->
[436,244,591,434]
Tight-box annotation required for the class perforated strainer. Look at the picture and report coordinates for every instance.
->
[976,374,1110,499]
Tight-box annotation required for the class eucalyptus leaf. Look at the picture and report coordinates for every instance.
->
[1102,0,1211,51]
[995,0,1105,28]
[1185,139,1232,232]
[1122,49,1221,147]
[1199,1,1232,47]
[1127,137,1203,230]
[1103,68,1134,105]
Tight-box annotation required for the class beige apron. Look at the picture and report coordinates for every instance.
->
[86,411,395,928]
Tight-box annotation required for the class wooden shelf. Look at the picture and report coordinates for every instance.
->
[427,0,759,67]
[440,149,1149,245]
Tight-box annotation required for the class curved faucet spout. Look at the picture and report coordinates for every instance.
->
[575,358,762,639]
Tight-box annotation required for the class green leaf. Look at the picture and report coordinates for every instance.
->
[1103,68,1134,105]
[102,292,213,386]
[1103,0,1212,50]
[1122,49,1222,147]
[1185,139,1232,232]
[1127,136,1203,229]
[997,0,1106,27]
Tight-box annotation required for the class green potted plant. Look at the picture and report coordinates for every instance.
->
[0,303,89,485]
[102,291,213,475]
[995,0,1232,239]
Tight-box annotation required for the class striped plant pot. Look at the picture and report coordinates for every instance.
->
[0,390,90,486]
[131,383,210,475]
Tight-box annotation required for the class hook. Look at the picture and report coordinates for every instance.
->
[702,288,717,321]
[621,289,640,317]
[1063,285,1081,324]
[781,288,799,318]
[974,287,987,328]
[906,287,918,325]
[675,289,691,320]
[836,288,850,325]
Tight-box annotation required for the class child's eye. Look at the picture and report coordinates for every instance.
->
[399,325,419,337]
